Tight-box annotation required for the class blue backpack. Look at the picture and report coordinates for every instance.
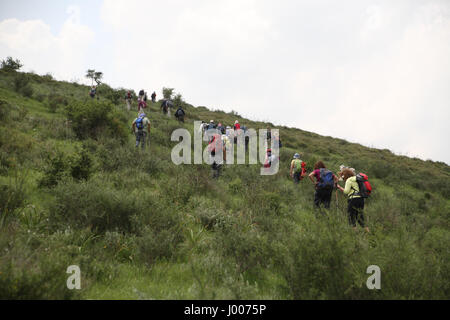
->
[317,168,334,189]
[135,117,144,130]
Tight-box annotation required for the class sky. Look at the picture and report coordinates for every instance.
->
[0,0,449,164]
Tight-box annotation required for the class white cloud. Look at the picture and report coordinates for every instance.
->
[0,5,94,82]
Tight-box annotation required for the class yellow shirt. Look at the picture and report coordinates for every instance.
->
[343,176,361,199]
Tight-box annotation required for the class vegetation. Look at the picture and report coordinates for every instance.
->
[0,62,448,299]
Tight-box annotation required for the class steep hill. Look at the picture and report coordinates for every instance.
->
[0,69,448,299]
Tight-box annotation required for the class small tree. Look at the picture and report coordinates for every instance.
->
[85,69,95,86]
[94,72,103,86]
[162,87,174,100]
[173,93,184,108]
[86,69,103,86]
[1,57,23,72]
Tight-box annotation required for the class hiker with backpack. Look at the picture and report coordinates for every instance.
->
[139,89,145,101]
[308,161,338,210]
[175,106,185,123]
[151,91,156,103]
[208,132,223,178]
[336,169,371,233]
[132,112,151,149]
[263,148,278,169]
[137,98,147,113]
[290,153,306,184]
[89,86,96,99]
[207,120,216,130]
[125,91,132,111]
[217,122,225,135]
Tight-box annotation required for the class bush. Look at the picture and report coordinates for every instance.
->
[47,94,68,113]
[0,179,26,226]
[13,73,33,97]
[0,99,10,122]
[66,100,127,141]
[38,151,68,188]
[69,145,93,181]
[137,227,183,265]
[49,179,142,234]
[1,56,22,72]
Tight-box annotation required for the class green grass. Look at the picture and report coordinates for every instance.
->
[0,68,448,299]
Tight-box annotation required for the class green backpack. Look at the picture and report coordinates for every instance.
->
[293,159,302,173]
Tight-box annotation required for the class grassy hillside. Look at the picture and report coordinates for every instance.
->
[0,69,448,299]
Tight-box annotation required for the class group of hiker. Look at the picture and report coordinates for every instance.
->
[127,89,371,232]
[124,89,158,112]
[289,155,371,232]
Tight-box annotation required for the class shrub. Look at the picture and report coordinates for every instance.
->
[0,56,22,72]
[38,151,68,188]
[0,99,10,122]
[69,145,93,181]
[13,73,33,97]
[137,226,183,265]
[47,94,68,113]
[0,178,26,226]
[66,100,127,141]
[49,179,142,234]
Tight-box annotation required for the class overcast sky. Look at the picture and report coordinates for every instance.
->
[1,0,449,164]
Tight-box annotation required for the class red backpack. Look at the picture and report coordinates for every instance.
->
[356,173,372,198]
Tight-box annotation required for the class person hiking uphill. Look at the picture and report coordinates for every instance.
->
[137,97,147,113]
[125,91,132,111]
[208,132,223,178]
[138,89,145,101]
[290,153,306,184]
[308,161,338,211]
[337,169,370,233]
[132,112,150,149]
[263,148,278,169]
[89,86,96,99]
[175,105,185,123]
[151,91,156,103]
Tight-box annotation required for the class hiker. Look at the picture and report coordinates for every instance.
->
[89,86,96,99]
[161,99,169,115]
[242,126,249,150]
[233,120,241,144]
[151,91,156,103]
[137,97,147,113]
[290,153,306,184]
[336,169,370,233]
[273,131,282,148]
[222,134,232,162]
[198,121,208,136]
[208,132,223,178]
[138,89,145,101]
[217,122,225,134]
[207,120,216,130]
[263,148,278,169]
[337,165,356,181]
[175,105,185,123]
[132,112,151,149]
[233,120,241,131]
[308,161,338,210]
[125,91,132,111]
[143,91,148,103]
[225,126,232,137]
